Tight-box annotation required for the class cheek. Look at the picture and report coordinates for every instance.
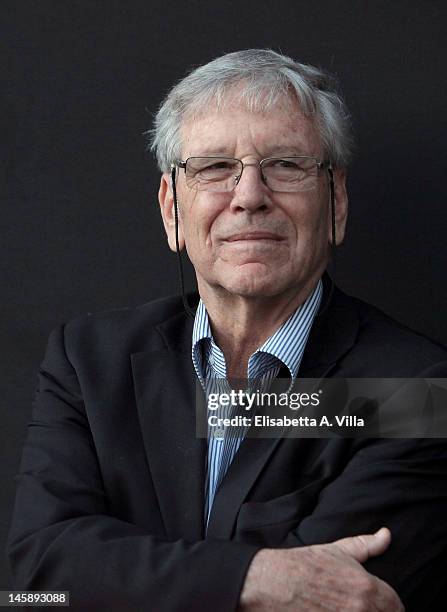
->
[287,200,329,255]
[182,196,226,251]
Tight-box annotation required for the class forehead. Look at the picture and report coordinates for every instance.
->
[180,94,322,158]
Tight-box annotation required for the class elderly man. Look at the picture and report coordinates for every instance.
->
[8,50,447,611]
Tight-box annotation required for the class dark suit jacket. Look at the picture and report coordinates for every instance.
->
[8,283,447,611]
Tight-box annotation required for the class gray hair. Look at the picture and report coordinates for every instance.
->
[148,49,354,172]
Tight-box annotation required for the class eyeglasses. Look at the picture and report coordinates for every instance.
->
[172,156,331,193]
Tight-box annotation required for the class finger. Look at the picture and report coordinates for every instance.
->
[373,575,405,612]
[332,527,391,563]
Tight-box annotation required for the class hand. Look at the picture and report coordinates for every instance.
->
[239,527,404,611]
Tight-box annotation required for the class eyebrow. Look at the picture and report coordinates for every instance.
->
[263,146,316,158]
[186,147,315,158]
[185,150,233,158]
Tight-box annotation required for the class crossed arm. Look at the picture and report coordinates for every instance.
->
[240,528,403,611]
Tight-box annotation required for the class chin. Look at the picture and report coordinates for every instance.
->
[220,266,285,298]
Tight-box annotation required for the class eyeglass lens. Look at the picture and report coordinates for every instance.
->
[184,157,320,192]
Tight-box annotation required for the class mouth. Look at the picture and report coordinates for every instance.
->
[225,232,284,242]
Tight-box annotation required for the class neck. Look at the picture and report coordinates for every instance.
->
[198,279,319,380]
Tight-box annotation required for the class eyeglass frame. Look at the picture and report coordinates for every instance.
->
[171,155,333,193]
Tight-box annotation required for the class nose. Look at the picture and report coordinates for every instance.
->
[229,163,271,213]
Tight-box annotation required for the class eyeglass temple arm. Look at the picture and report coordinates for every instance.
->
[318,160,332,170]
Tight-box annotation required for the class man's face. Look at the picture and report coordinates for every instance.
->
[159,95,348,301]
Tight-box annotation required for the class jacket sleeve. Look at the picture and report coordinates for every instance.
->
[282,432,447,611]
[7,325,260,612]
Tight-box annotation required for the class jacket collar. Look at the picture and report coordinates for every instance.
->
[299,275,360,376]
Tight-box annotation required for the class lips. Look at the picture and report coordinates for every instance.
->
[225,232,283,242]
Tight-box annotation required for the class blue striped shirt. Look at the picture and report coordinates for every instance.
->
[192,279,322,523]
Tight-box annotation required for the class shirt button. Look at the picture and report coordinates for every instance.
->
[214,428,225,440]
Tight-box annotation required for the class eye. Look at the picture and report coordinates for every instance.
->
[268,158,313,172]
[263,158,311,182]
[201,161,233,172]
[192,159,239,181]
[273,159,301,169]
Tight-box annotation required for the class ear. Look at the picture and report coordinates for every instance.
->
[328,168,348,246]
[158,172,185,252]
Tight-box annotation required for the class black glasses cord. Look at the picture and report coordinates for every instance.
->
[171,166,196,319]
[317,168,336,318]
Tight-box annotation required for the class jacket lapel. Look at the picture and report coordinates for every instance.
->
[299,279,360,378]
[206,279,360,539]
[131,311,207,542]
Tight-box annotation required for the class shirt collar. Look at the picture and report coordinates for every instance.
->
[253,279,322,379]
[192,279,322,383]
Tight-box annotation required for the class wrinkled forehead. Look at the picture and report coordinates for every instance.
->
[180,88,322,158]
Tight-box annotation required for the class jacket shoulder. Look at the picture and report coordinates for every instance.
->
[344,291,447,374]
[60,294,192,360]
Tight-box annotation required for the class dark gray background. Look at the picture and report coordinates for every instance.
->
[2,0,446,588]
